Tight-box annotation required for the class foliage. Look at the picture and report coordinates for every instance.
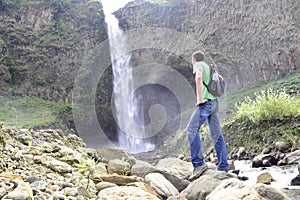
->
[0,96,71,129]
[221,69,300,116]
[235,89,300,123]
[75,158,99,189]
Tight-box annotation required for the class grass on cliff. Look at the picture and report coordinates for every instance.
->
[221,69,300,152]
[0,96,71,129]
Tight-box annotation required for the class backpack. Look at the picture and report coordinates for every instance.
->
[203,65,225,97]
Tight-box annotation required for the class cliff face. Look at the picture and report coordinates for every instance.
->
[115,0,300,92]
[0,0,107,102]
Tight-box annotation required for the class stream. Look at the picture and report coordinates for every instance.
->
[234,160,300,199]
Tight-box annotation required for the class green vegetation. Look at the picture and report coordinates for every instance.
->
[222,69,300,113]
[222,69,300,151]
[75,158,100,190]
[235,89,300,123]
[0,96,71,129]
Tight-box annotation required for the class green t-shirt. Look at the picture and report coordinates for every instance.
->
[193,61,216,101]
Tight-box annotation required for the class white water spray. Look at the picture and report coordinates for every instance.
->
[102,0,155,153]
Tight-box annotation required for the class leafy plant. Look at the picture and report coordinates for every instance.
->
[75,158,98,189]
[235,89,300,123]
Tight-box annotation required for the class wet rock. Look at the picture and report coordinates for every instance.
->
[262,145,273,154]
[252,154,277,167]
[237,146,246,158]
[275,141,291,152]
[257,172,274,184]
[291,165,300,186]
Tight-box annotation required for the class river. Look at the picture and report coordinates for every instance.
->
[234,160,300,200]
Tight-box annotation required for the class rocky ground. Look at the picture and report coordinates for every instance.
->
[0,124,299,200]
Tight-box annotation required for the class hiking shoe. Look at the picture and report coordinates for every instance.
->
[188,164,208,181]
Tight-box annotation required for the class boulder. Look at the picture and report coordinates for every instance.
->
[291,165,300,186]
[2,180,32,200]
[96,174,143,186]
[257,172,274,184]
[107,159,131,175]
[156,157,193,180]
[96,186,161,200]
[254,183,290,200]
[95,181,117,192]
[44,157,73,173]
[97,147,136,165]
[275,141,291,152]
[131,160,158,177]
[252,154,277,167]
[181,169,234,200]
[145,172,179,199]
[282,150,300,165]
[206,178,261,200]
[126,182,163,200]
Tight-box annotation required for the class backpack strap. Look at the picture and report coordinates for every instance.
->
[202,64,211,89]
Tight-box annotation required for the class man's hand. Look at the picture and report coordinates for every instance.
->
[196,100,206,106]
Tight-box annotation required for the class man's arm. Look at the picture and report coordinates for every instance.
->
[195,69,206,106]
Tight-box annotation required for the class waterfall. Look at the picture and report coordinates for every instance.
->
[102,0,155,153]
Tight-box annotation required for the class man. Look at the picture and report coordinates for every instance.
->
[187,51,228,181]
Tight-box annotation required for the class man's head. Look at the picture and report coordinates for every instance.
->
[192,51,204,64]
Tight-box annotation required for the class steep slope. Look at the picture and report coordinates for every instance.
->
[0,0,107,102]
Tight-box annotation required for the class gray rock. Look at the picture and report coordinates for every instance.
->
[275,141,291,152]
[145,172,179,199]
[30,181,48,192]
[252,153,277,167]
[2,181,32,200]
[156,157,193,180]
[206,178,261,200]
[131,160,158,178]
[291,166,300,186]
[181,169,234,200]
[96,186,161,200]
[97,147,136,166]
[282,150,300,165]
[107,159,131,175]
[95,181,118,192]
[44,158,73,173]
[254,183,290,200]
[237,146,247,158]
[256,172,274,184]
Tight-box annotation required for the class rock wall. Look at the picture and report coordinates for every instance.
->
[115,0,300,92]
[0,0,107,102]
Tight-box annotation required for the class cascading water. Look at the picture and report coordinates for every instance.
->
[102,0,155,153]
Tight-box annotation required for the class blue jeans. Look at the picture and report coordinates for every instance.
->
[186,99,228,171]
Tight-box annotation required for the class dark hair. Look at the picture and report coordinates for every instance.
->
[192,51,204,62]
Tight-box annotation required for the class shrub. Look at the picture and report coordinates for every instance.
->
[235,89,300,123]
